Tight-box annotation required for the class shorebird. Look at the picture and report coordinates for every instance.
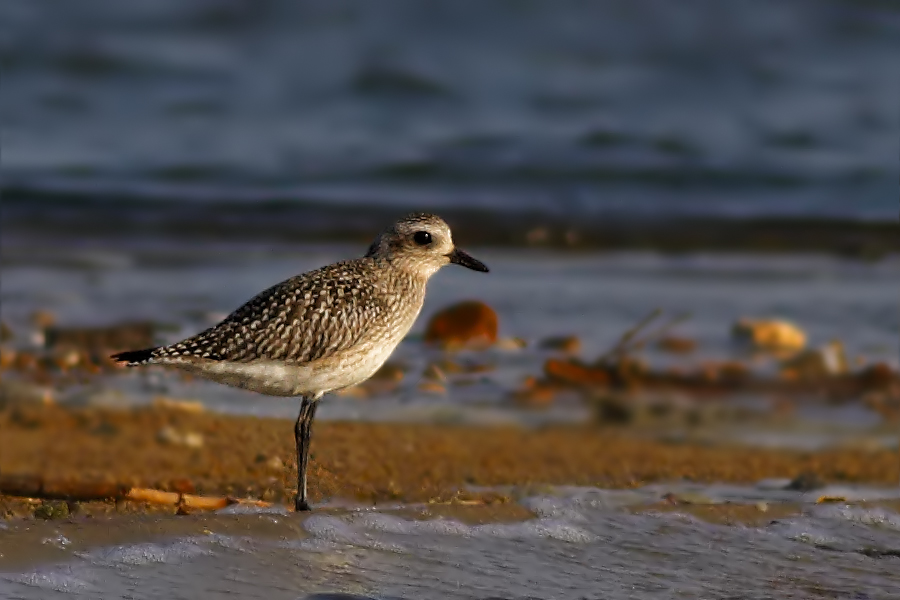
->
[111,213,488,511]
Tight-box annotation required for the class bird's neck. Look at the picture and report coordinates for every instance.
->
[372,254,437,283]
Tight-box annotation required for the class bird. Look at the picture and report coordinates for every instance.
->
[110,212,489,511]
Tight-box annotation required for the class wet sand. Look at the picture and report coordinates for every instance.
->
[2,404,898,520]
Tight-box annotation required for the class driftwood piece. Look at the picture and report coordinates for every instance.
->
[595,308,662,365]
[596,309,694,366]
[0,474,272,510]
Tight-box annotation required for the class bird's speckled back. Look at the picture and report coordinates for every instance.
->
[151,256,426,365]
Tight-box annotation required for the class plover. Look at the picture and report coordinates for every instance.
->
[111,212,489,511]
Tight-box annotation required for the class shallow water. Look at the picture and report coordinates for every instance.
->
[3,483,900,599]
[2,246,897,426]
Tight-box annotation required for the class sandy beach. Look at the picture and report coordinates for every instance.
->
[3,403,898,521]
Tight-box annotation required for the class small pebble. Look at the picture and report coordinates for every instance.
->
[156,426,204,448]
[418,381,447,395]
[183,432,204,449]
[495,337,527,351]
[152,396,206,414]
[34,501,69,521]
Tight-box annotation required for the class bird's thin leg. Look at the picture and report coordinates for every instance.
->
[294,395,319,511]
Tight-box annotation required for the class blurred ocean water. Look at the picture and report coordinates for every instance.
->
[1,0,898,220]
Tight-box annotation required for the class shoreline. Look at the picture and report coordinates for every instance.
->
[4,192,897,257]
[2,404,898,521]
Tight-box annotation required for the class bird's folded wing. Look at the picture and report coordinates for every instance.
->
[151,262,387,364]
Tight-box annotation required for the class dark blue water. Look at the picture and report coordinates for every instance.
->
[2,0,898,220]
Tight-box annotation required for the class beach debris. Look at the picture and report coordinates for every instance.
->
[423,363,447,382]
[544,358,612,387]
[156,426,204,449]
[510,376,561,408]
[510,306,900,411]
[595,309,691,366]
[698,360,750,383]
[656,335,697,354]
[151,396,206,414]
[853,362,896,388]
[780,340,848,380]
[539,335,581,355]
[528,348,898,409]
[0,474,272,511]
[815,495,847,504]
[732,318,806,352]
[34,500,70,520]
[494,337,527,351]
[424,300,498,349]
[588,391,753,427]
[418,381,447,395]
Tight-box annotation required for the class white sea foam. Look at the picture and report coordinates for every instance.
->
[4,564,94,594]
[297,510,599,553]
[82,538,210,567]
[300,515,407,553]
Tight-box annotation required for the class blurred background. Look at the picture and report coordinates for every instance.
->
[2,0,899,431]
[3,2,900,597]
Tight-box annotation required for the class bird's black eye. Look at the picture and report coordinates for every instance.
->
[413,231,432,245]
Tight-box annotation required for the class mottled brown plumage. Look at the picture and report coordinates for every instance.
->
[111,212,489,511]
[130,258,409,365]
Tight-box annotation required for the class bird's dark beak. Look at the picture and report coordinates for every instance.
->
[448,248,489,272]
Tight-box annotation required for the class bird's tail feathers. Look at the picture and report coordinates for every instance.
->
[110,347,158,366]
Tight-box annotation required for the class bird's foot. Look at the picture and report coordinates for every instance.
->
[294,498,312,512]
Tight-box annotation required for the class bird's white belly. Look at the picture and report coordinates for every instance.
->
[170,330,409,398]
